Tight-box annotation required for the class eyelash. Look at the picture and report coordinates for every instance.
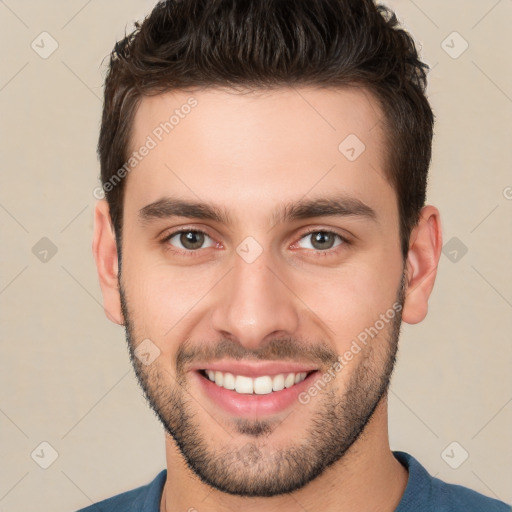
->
[160,227,351,257]
[291,228,350,256]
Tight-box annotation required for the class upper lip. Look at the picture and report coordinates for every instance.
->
[190,360,318,378]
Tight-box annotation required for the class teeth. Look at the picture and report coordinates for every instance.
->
[253,376,273,395]
[284,373,296,388]
[223,372,235,390]
[272,374,285,391]
[235,375,253,394]
[204,370,309,394]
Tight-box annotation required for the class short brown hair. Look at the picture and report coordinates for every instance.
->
[98,0,434,261]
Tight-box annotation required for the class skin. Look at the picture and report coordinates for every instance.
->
[93,86,442,512]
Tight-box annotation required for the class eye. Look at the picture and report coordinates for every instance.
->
[163,229,216,251]
[295,230,347,251]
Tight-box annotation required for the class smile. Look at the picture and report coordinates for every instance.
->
[200,369,311,395]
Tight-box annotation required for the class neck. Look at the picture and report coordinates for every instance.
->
[160,396,408,512]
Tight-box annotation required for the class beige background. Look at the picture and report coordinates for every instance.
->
[1,0,511,510]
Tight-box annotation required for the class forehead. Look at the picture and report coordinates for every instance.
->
[124,86,395,225]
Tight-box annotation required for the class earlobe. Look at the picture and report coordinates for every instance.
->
[401,205,443,325]
[92,199,124,325]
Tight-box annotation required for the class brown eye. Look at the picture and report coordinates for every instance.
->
[297,231,345,251]
[165,230,215,251]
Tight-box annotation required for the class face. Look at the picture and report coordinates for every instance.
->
[117,86,406,496]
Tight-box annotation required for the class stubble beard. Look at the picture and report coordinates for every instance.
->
[119,273,406,497]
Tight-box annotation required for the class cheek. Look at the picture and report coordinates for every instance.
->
[292,260,401,347]
[122,255,216,341]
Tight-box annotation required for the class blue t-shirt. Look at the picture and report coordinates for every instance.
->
[76,451,511,511]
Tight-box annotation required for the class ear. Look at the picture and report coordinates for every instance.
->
[92,199,124,325]
[402,205,443,324]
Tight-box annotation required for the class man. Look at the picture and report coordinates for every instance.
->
[84,0,510,510]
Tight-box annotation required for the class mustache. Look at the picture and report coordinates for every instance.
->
[176,337,339,375]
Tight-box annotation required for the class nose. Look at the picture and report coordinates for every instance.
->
[210,248,300,351]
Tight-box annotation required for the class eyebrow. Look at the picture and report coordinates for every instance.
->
[138,194,378,227]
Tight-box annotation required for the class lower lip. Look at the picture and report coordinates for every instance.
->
[193,370,319,417]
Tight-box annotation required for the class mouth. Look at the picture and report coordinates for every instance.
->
[198,369,316,395]
[192,363,320,417]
